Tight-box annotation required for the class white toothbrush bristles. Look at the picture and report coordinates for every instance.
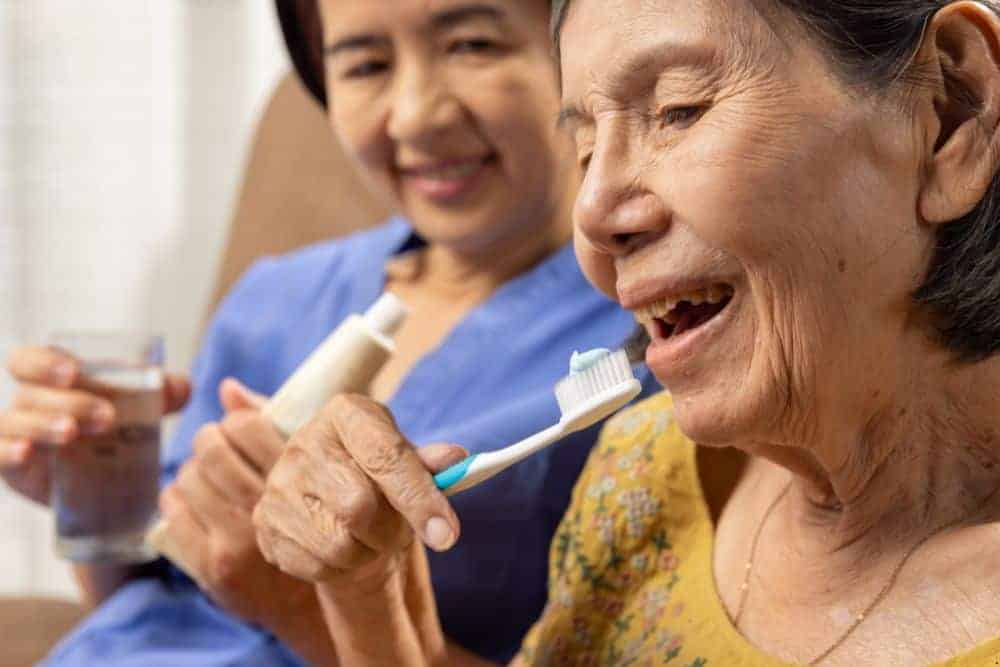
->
[554,349,634,414]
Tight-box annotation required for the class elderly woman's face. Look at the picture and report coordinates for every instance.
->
[561,0,937,445]
[318,0,571,250]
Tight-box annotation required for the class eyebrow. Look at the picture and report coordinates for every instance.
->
[323,34,388,58]
[323,4,505,58]
[556,39,718,132]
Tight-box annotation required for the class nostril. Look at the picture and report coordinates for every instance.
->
[612,232,633,247]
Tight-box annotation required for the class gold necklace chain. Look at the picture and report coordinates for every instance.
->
[732,480,981,666]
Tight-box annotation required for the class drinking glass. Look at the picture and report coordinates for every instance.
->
[47,331,164,563]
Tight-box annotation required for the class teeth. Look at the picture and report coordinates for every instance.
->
[414,161,481,180]
[632,284,734,325]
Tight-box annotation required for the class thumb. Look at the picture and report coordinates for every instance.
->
[417,443,470,473]
[163,373,192,415]
[219,377,268,413]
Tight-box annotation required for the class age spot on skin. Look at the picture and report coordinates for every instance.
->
[838,259,847,273]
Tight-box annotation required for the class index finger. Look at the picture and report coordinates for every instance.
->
[6,346,78,387]
[321,394,460,553]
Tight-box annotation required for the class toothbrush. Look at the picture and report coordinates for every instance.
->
[434,348,642,496]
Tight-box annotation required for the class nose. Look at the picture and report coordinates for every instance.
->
[386,67,463,144]
[574,134,670,257]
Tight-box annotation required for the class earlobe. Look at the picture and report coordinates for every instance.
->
[918,2,1000,225]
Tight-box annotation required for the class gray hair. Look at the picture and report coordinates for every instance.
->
[552,0,1000,362]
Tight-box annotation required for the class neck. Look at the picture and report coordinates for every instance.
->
[749,353,1000,591]
[415,219,571,301]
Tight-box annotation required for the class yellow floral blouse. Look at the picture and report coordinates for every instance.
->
[519,392,1000,666]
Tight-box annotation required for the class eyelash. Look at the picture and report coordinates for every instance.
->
[659,105,706,128]
[342,60,390,79]
[449,37,499,54]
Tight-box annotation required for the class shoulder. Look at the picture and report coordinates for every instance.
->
[559,391,693,561]
[214,217,409,326]
[520,392,698,663]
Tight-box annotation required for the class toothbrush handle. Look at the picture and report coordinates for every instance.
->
[434,455,479,493]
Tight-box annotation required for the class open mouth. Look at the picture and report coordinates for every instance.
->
[633,284,735,341]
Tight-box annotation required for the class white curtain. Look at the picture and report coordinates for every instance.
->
[0,1,287,598]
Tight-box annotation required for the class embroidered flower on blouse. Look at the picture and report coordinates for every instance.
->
[618,487,662,538]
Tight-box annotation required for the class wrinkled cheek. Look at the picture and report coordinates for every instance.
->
[574,230,618,300]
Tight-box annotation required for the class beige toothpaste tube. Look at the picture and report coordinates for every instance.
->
[146,292,408,578]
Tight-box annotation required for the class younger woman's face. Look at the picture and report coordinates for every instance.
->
[319,0,576,252]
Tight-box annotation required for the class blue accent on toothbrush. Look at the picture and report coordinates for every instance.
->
[570,348,611,374]
[434,454,479,490]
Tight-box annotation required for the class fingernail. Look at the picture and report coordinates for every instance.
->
[423,517,456,552]
[46,417,75,442]
[89,403,115,425]
[10,440,31,463]
[51,363,76,386]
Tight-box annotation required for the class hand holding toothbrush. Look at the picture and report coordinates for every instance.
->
[253,393,468,587]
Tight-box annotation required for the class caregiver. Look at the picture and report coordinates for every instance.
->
[0,1,646,664]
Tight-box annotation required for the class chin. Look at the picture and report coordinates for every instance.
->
[666,383,757,448]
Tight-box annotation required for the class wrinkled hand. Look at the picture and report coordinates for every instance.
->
[253,394,467,590]
[0,345,190,505]
[158,378,318,627]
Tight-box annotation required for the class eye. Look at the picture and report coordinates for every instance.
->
[659,105,706,129]
[342,60,390,79]
[449,38,498,54]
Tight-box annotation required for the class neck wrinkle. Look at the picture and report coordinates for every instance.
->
[767,367,1000,596]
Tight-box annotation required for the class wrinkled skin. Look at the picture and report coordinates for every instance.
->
[561,0,1000,664]
[158,380,315,629]
[253,394,466,588]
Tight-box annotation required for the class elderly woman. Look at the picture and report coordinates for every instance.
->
[0,1,650,665]
[252,0,1000,664]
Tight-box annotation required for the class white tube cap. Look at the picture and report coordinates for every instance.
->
[364,292,409,337]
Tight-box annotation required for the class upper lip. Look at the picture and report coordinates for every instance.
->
[617,276,738,311]
[397,155,492,173]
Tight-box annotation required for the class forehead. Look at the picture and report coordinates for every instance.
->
[559,0,775,98]
[318,0,545,33]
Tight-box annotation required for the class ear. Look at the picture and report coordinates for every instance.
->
[918,2,1000,225]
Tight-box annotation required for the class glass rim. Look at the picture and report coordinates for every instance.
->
[48,330,164,345]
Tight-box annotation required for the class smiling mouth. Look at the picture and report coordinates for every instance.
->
[633,284,735,341]
[399,154,497,180]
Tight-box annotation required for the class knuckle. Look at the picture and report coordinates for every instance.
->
[335,485,377,530]
[191,424,219,455]
[159,485,186,518]
[175,461,201,491]
[392,475,433,507]
[252,498,280,535]
[221,411,254,437]
[357,435,408,476]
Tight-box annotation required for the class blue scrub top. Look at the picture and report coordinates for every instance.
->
[44,218,657,665]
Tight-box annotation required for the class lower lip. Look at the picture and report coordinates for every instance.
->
[645,296,738,378]
[402,159,492,203]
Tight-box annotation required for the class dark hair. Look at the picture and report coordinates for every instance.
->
[552,0,1000,362]
[276,0,326,107]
